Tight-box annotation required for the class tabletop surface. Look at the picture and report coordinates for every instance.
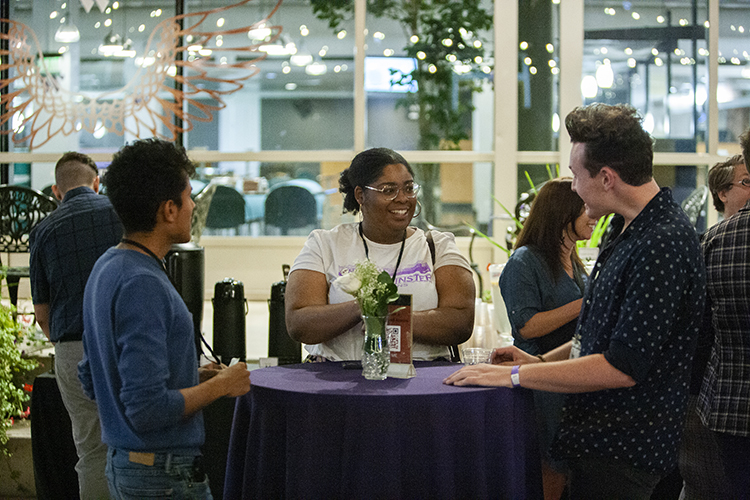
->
[249,361,497,397]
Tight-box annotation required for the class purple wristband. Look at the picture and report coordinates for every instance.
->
[511,365,521,388]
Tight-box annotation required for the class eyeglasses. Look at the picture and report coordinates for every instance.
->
[364,183,420,200]
[734,178,750,188]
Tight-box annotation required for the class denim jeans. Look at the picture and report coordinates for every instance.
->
[106,448,213,500]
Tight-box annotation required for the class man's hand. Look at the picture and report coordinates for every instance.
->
[214,362,251,397]
[443,364,512,387]
[491,346,538,366]
[198,363,222,383]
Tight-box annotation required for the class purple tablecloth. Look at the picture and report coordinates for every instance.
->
[224,361,542,499]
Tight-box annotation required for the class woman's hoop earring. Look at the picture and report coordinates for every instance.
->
[413,200,422,219]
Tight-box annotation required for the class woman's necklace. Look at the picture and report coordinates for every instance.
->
[358,222,406,280]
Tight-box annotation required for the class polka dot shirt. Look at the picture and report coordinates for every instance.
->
[550,188,706,474]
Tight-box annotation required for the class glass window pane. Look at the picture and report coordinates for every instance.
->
[717,3,750,156]
[182,1,355,158]
[518,0,560,151]
[583,1,709,153]
[364,0,494,151]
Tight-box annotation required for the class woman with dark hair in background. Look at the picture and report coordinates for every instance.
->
[499,177,596,500]
[285,147,475,361]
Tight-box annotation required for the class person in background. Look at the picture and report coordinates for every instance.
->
[677,157,745,499]
[285,147,474,361]
[78,138,251,499]
[445,103,706,500]
[29,152,123,499]
[698,134,750,499]
[707,154,750,221]
[500,177,595,500]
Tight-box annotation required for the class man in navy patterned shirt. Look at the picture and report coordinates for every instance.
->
[30,152,123,499]
[699,129,750,498]
[446,103,706,499]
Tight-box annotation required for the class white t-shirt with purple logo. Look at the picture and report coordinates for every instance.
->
[291,223,472,361]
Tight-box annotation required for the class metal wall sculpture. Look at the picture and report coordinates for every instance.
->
[0,0,282,149]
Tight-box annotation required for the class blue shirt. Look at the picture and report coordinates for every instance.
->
[79,248,203,455]
[550,188,706,474]
[500,245,586,355]
[29,186,122,342]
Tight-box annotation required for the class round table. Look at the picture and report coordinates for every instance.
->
[224,361,542,499]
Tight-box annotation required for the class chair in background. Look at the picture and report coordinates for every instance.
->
[204,185,246,236]
[0,185,58,307]
[681,185,708,228]
[190,183,218,243]
[264,185,318,235]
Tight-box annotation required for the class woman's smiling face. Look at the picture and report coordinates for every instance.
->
[360,163,417,236]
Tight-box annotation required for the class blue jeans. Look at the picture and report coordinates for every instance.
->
[106,448,213,500]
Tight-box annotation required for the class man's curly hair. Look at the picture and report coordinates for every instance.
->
[565,103,654,186]
[104,138,195,233]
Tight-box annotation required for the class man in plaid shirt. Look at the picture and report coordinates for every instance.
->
[699,129,750,498]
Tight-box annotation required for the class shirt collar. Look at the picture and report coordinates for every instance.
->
[61,185,96,203]
[609,187,673,241]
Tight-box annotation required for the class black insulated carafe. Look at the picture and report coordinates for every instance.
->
[166,242,205,359]
[268,264,302,364]
[212,278,247,364]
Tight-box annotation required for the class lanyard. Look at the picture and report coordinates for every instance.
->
[358,222,406,280]
[121,238,167,274]
[120,238,221,365]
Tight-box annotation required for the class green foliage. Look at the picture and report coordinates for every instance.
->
[310,0,492,150]
[578,213,614,249]
[0,271,38,456]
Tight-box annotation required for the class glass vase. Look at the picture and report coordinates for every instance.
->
[361,314,390,380]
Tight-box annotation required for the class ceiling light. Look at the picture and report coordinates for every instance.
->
[114,38,136,58]
[595,62,614,88]
[99,31,123,56]
[305,61,327,76]
[290,50,313,66]
[581,75,598,98]
[248,23,272,41]
[55,17,80,43]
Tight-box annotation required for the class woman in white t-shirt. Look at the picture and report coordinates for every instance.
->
[285,147,475,361]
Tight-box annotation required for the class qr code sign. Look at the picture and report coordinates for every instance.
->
[387,325,401,352]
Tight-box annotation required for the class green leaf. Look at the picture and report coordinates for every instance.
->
[492,195,523,231]
[524,171,537,194]
[465,222,511,256]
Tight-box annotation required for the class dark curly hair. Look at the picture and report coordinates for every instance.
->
[565,103,654,186]
[514,178,586,282]
[104,138,195,233]
[708,155,745,213]
[339,147,414,214]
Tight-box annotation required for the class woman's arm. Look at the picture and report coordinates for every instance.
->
[517,298,582,339]
[284,269,363,344]
[412,265,475,346]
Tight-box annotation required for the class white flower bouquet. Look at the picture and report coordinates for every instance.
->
[335,260,399,317]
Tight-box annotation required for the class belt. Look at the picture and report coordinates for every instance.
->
[127,452,206,482]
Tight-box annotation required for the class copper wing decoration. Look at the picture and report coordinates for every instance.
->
[0,0,282,149]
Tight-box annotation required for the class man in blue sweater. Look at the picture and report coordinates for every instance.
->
[79,138,250,499]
